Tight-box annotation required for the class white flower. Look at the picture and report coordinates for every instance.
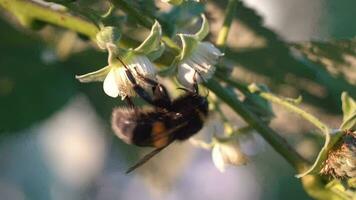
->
[175,14,224,88]
[103,54,156,99]
[76,21,163,99]
[212,139,247,173]
[177,41,223,88]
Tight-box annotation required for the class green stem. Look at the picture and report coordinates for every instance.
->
[216,0,238,50]
[0,0,99,40]
[205,78,308,171]
[216,72,249,93]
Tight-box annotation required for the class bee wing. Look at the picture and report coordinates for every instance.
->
[125,122,188,173]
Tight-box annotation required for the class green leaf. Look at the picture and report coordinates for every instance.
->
[75,66,111,83]
[296,130,343,178]
[0,19,77,133]
[134,20,162,54]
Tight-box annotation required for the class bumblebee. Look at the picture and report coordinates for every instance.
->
[111,59,209,173]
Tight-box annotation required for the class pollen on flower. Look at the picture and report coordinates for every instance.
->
[177,42,223,88]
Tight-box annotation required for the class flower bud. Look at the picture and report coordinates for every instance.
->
[212,139,247,172]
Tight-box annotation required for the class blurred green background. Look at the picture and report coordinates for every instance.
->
[0,0,355,199]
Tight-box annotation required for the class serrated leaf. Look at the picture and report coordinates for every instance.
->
[134,20,162,54]
[296,130,343,178]
[292,39,356,86]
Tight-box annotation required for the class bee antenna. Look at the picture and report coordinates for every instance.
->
[125,146,167,174]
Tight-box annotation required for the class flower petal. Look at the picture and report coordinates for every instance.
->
[177,62,202,88]
[103,69,120,98]
[212,145,226,173]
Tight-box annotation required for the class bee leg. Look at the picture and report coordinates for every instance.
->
[193,70,199,94]
[124,96,134,107]
[131,67,172,109]
[115,56,171,109]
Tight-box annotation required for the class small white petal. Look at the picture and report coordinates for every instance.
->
[200,42,224,56]
[115,67,136,98]
[177,41,222,87]
[103,69,120,98]
[177,63,195,88]
[212,145,226,173]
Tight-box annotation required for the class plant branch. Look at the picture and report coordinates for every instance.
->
[215,0,238,50]
[205,78,308,171]
[0,0,99,40]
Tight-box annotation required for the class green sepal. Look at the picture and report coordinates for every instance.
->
[158,57,180,77]
[75,66,111,82]
[341,114,356,130]
[296,129,343,178]
[340,92,356,130]
[134,20,162,54]
[146,42,165,61]
[96,26,121,49]
[194,14,209,41]
[178,34,198,60]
